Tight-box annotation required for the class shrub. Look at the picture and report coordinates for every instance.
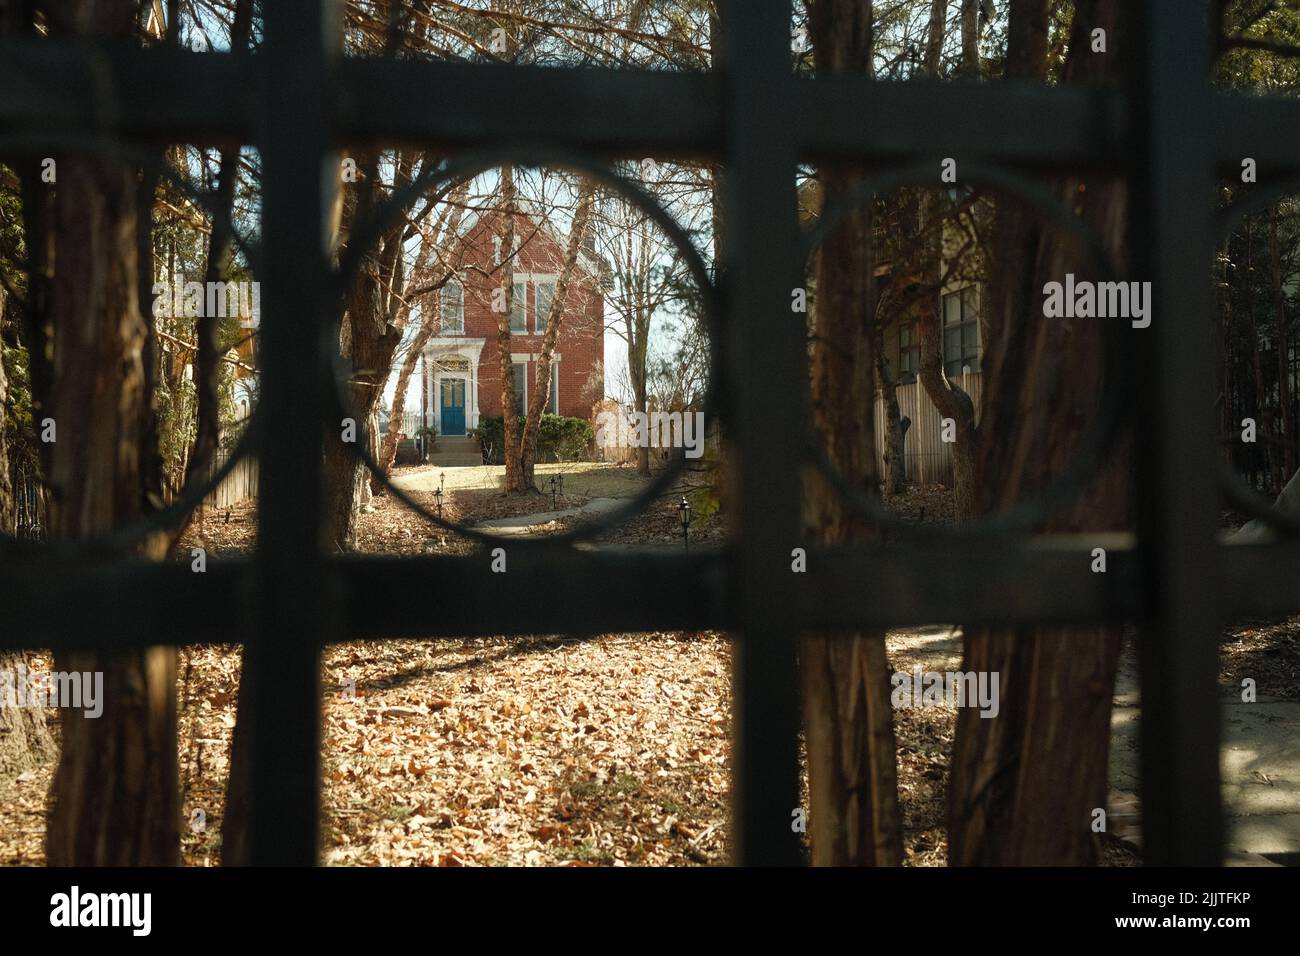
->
[473,414,594,464]
[539,414,595,461]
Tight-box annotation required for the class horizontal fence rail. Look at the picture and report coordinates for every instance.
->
[3,41,1300,172]
[5,537,1297,651]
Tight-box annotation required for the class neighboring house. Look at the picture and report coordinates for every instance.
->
[873,214,987,485]
[878,209,986,384]
[422,205,604,437]
[797,178,986,484]
[797,178,985,387]
[879,279,983,383]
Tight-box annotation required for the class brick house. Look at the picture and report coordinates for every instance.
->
[422,204,604,437]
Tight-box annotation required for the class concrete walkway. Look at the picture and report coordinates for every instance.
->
[1108,644,1300,865]
[888,625,1300,864]
[471,497,624,536]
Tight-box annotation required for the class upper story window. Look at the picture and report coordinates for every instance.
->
[510,279,527,332]
[942,285,980,378]
[898,319,919,378]
[535,280,556,335]
[440,280,464,334]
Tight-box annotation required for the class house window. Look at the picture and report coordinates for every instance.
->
[548,362,560,413]
[942,285,980,378]
[440,280,463,334]
[510,279,527,332]
[898,319,920,377]
[535,280,556,335]
[511,361,527,416]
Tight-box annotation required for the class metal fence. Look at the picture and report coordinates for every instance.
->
[2,1,1299,866]
[9,458,45,542]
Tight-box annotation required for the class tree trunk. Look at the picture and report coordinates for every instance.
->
[918,312,980,519]
[875,341,909,495]
[188,0,253,492]
[924,0,947,74]
[804,0,903,867]
[519,182,596,489]
[947,0,1130,866]
[0,289,55,781]
[378,181,470,479]
[498,167,526,492]
[322,151,409,548]
[913,0,978,511]
[959,0,979,76]
[42,38,179,862]
[631,353,650,476]
[381,314,436,477]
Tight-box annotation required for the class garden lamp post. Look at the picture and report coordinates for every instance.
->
[679,496,692,551]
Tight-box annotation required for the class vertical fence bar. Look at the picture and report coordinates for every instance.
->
[1133,0,1223,864]
[247,0,340,865]
[721,0,805,866]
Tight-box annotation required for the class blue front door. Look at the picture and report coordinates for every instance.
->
[440,378,466,436]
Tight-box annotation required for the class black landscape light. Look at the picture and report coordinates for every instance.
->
[679,495,692,551]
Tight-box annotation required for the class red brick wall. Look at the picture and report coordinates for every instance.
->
[458,210,604,420]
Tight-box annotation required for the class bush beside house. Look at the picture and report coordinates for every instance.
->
[474,414,593,464]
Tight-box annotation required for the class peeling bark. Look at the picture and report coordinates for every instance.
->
[947,0,1132,866]
[43,114,179,865]
[498,167,526,493]
[804,0,903,867]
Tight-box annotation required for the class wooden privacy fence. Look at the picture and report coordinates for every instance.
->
[3,0,1300,867]
[874,371,983,486]
[159,449,259,510]
[202,449,259,510]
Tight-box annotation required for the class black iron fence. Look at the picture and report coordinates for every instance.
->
[2,0,1300,866]
[10,457,45,542]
